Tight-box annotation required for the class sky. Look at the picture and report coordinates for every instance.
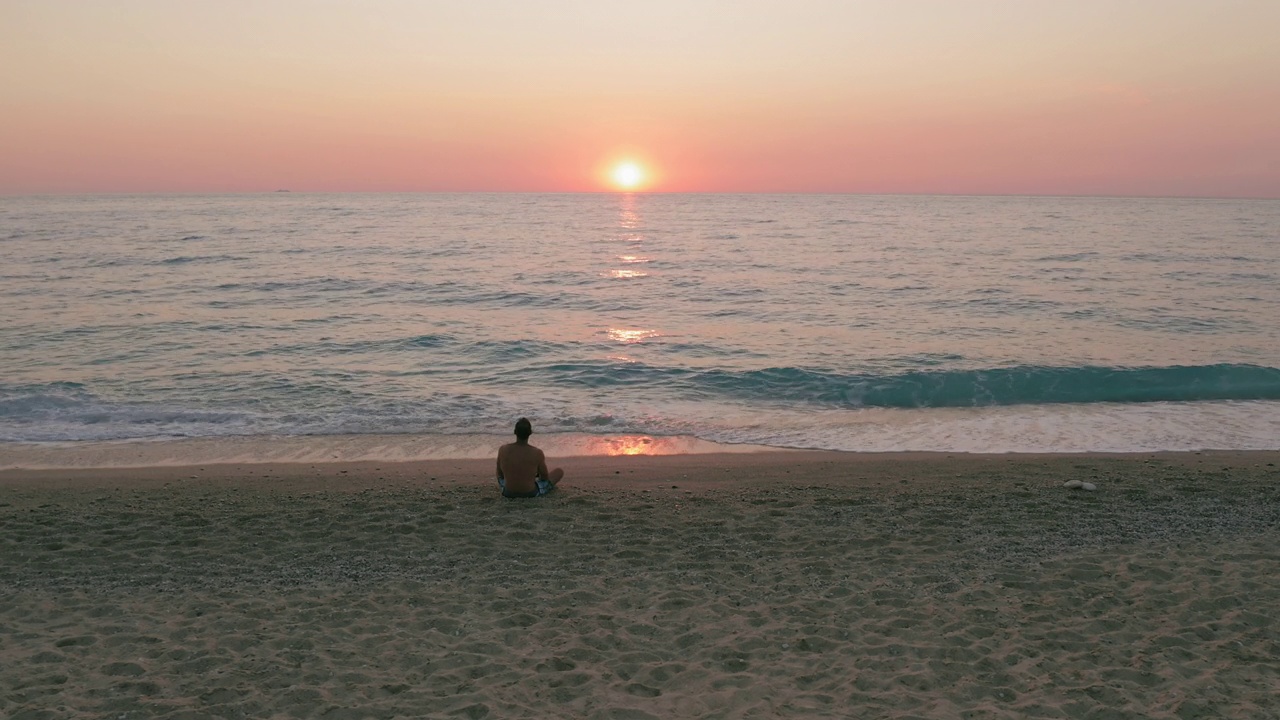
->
[2,0,1278,196]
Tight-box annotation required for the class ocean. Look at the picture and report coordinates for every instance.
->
[2,193,1279,465]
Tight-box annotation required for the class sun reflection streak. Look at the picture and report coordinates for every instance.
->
[617,255,651,264]
[607,269,649,279]
[619,195,641,229]
[607,328,658,344]
[574,435,733,456]
[582,435,658,455]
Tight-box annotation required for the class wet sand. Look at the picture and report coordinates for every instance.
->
[2,450,1278,719]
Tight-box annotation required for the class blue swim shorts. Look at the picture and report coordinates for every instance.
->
[497,478,554,498]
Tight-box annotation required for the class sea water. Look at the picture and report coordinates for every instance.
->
[2,193,1278,463]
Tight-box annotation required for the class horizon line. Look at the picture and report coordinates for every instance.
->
[3,190,1278,202]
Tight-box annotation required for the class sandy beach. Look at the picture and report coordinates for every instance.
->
[2,450,1278,719]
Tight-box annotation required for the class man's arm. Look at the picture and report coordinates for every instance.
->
[496,446,505,480]
[536,449,550,482]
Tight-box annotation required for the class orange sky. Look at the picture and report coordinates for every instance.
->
[2,1,1278,196]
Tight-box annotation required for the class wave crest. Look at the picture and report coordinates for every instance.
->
[533,363,1280,408]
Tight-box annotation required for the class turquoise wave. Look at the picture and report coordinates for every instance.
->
[531,363,1280,408]
[2,364,1279,444]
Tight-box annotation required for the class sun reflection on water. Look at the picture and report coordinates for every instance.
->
[607,269,649,279]
[607,328,659,344]
[581,435,659,455]
[619,195,641,229]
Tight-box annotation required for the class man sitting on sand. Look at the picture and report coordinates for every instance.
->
[496,418,565,498]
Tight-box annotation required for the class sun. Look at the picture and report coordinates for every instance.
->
[611,162,645,191]
[597,154,659,191]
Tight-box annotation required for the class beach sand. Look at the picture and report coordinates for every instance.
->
[2,450,1278,719]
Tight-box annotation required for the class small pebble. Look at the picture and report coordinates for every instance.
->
[1081,482,1097,492]
[1063,480,1083,489]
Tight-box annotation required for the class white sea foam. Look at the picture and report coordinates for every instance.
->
[3,400,1278,469]
[701,401,1280,454]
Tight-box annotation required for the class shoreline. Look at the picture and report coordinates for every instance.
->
[0,432,777,471]
[4,448,1279,490]
[6,396,1280,468]
[3,425,1279,474]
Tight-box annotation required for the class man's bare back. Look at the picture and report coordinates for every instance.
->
[496,418,564,498]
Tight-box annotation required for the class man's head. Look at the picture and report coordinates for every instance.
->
[514,417,532,441]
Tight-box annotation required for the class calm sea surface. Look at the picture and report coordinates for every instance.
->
[2,193,1279,459]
